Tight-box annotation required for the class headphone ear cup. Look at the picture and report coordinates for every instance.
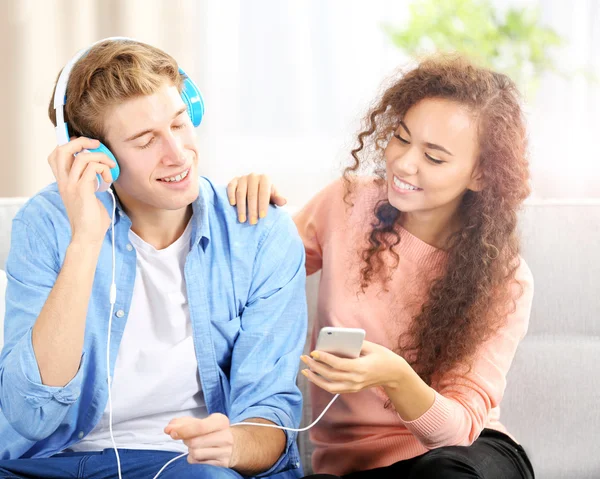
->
[179,68,204,127]
[87,142,120,191]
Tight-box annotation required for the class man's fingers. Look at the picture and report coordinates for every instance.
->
[50,138,112,187]
[183,429,231,449]
[166,418,206,440]
[55,138,102,176]
[166,414,229,440]
[68,152,116,187]
[61,137,102,156]
[187,455,224,466]
[78,162,110,193]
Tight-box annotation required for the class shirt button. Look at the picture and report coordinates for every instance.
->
[116,310,125,318]
[78,431,84,439]
[126,244,133,251]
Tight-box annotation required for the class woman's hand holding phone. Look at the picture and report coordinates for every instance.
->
[301,328,410,395]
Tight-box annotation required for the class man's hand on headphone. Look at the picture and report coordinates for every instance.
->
[47,136,116,246]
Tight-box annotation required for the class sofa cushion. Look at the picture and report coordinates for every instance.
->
[520,203,600,336]
[502,335,600,479]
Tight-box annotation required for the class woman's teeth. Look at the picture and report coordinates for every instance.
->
[160,169,189,182]
[393,176,420,191]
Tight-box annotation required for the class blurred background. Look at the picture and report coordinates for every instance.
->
[1,0,599,208]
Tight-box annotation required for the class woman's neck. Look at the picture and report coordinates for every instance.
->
[401,204,462,251]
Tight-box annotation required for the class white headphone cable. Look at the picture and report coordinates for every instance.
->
[152,393,340,479]
[105,188,123,479]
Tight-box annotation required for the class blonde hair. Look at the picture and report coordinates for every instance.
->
[48,39,183,145]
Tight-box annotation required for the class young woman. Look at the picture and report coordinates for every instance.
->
[228,55,535,479]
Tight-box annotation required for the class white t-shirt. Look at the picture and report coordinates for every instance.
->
[71,221,207,453]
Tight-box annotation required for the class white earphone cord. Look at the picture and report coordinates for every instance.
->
[230,393,340,433]
[106,189,123,479]
[105,190,338,479]
[152,393,340,479]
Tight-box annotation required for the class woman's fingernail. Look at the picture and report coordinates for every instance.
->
[171,432,179,439]
[301,369,309,376]
[300,355,308,364]
[310,352,319,360]
[259,211,266,218]
[250,216,257,225]
[239,216,246,223]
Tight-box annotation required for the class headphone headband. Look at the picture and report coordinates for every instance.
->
[51,37,204,192]
[53,37,203,146]
[54,37,136,145]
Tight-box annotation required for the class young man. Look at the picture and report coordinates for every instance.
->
[0,39,307,479]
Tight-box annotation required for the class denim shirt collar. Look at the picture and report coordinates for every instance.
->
[98,186,211,251]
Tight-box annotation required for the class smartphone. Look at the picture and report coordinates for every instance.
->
[315,327,366,359]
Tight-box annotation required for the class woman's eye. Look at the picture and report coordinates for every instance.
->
[393,133,410,144]
[425,153,444,165]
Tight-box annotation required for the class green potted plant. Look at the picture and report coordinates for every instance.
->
[384,0,566,99]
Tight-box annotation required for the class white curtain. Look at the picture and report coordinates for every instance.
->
[2,0,599,204]
[528,0,600,198]
[198,0,413,208]
[199,0,600,206]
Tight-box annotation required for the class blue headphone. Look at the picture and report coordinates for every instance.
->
[53,37,205,192]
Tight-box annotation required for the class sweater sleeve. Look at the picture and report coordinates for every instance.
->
[293,179,345,276]
[398,258,534,449]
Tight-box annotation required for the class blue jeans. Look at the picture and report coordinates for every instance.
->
[0,449,303,479]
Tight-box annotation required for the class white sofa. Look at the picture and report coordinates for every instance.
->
[1,197,599,478]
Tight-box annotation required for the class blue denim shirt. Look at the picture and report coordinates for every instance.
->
[0,177,307,476]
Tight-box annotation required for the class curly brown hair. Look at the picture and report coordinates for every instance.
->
[344,55,530,386]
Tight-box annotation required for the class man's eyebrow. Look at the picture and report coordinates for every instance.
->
[124,107,188,142]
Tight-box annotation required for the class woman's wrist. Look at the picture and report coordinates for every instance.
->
[382,352,411,391]
[382,355,436,421]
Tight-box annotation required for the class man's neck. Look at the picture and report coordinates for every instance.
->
[126,204,193,250]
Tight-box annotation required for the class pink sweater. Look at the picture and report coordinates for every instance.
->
[294,178,534,476]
